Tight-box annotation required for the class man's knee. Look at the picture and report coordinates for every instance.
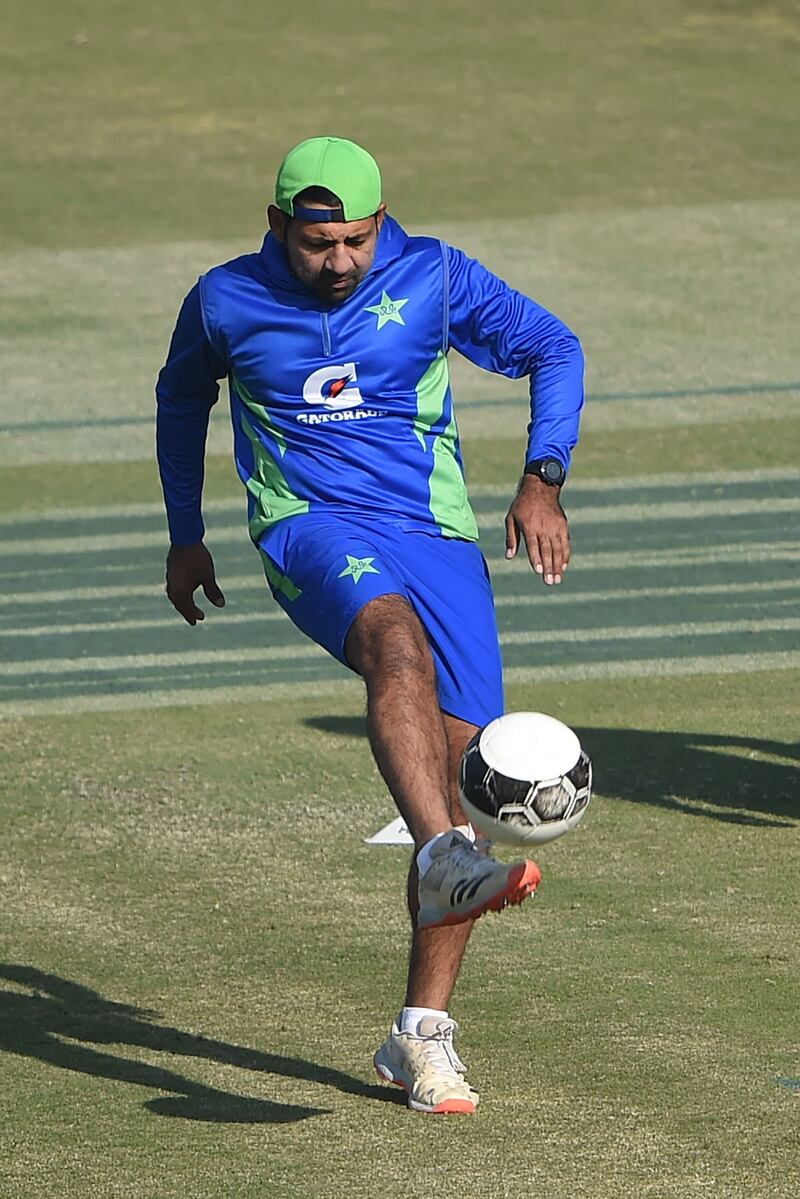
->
[345,593,433,682]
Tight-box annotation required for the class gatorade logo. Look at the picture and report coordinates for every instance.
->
[302,362,363,410]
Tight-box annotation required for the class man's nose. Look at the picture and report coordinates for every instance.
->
[325,243,351,274]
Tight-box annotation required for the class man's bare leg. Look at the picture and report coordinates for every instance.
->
[404,713,479,1008]
[357,596,538,1112]
[344,593,455,847]
[346,593,534,1008]
[345,594,484,1008]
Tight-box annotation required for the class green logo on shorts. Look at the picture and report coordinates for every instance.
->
[338,555,380,584]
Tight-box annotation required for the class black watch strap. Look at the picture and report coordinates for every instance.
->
[524,457,566,486]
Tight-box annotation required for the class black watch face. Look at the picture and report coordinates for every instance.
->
[542,459,564,483]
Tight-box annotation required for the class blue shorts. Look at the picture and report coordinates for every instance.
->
[257,514,503,728]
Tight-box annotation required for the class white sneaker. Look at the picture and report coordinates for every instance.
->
[417,830,541,929]
[374,1016,479,1114]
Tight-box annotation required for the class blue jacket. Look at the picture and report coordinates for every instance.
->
[156,215,584,546]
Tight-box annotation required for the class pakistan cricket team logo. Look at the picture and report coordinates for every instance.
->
[338,555,380,584]
[365,290,409,330]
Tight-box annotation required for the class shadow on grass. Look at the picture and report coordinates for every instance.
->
[307,715,367,739]
[306,716,798,827]
[0,964,402,1124]
[574,727,798,827]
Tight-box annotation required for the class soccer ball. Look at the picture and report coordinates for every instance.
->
[458,711,592,846]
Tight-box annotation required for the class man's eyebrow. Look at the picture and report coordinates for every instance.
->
[302,231,369,247]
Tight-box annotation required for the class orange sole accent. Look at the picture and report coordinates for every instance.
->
[374,1068,476,1114]
[420,859,542,929]
[421,1098,476,1115]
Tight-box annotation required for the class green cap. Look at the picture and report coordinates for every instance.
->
[275,136,382,222]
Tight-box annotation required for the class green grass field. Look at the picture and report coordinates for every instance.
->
[1,2,798,1196]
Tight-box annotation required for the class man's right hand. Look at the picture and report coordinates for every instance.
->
[165,542,226,626]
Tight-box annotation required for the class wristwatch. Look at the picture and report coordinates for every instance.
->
[524,457,566,487]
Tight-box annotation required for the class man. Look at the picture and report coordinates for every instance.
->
[156,136,584,1115]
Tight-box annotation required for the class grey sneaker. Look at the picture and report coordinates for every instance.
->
[374,1016,479,1114]
[417,830,541,929]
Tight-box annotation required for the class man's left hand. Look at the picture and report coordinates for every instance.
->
[504,475,570,585]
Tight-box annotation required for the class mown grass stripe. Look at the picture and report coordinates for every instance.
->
[481,497,800,531]
[504,652,800,685]
[3,616,798,679]
[0,660,339,702]
[3,578,799,641]
[6,525,795,587]
[0,653,797,720]
[458,381,800,409]
[0,643,327,677]
[2,495,796,556]
[3,542,798,609]
[5,384,799,430]
[497,577,800,607]
[468,466,800,498]
[4,627,797,693]
[491,543,800,574]
[1,610,289,638]
[502,616,800,647]
[0,466,797,530]
[0,678,361,720]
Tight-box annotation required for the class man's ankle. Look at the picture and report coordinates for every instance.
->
[398,1006,449,1034]
[416,825,476,877]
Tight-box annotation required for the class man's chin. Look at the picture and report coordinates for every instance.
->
[315,278,360,303]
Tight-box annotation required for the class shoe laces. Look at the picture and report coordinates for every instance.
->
[435,833,477,866]
[415,1020,467,1076]
[440,840,495,881]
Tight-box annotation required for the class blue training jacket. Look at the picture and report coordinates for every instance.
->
[156,215,584,547]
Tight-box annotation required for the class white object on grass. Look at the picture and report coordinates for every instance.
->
[365,816,414,845]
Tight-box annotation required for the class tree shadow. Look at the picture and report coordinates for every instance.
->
[0,964,401,1124]
[306,715,798,827]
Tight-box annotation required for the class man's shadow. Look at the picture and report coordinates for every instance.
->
[0,964,400,1124]
[307,717,798,827]
[573,726,797,826]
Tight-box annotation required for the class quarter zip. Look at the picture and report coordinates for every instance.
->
[320,311,332,357]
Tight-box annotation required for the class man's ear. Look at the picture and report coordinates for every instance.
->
[267,204,288,242]
[375,202,387,233]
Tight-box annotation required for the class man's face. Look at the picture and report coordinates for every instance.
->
[268,203,386,303]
